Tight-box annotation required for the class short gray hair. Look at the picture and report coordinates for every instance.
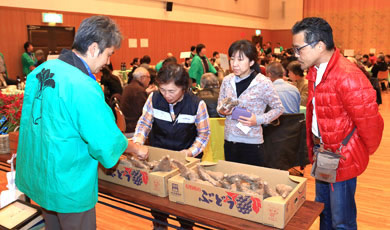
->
[200,73,219,88]
[72,15,122,55]
[35,49,44,58]
[133,67,149,80]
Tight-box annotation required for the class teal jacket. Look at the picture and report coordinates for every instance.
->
[16,57,128,213]
[21,52,36,76]
[0,52,8,78]
[189,54,216,85]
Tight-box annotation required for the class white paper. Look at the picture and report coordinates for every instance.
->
[140,38,148,48]
[219,53,229,70]
[236,122,251,135]
[369,48,376,54]
[180,51,191,59]
[343,49,354,57]
[274,48,281,54]
[128,38,137,48]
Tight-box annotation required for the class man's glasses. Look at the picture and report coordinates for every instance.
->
[293,41,319,55]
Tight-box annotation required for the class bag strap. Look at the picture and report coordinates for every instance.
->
[338,127,356,152]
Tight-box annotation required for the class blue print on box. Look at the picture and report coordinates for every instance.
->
[131,170,143,185]
[198,190,261,215]
[236,195,253,214]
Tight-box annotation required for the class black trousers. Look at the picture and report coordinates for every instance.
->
[224,140,265,166]
[42,207,96,230]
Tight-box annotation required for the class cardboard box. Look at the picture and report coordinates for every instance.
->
[98,146,199,197]
[168,160,306,229]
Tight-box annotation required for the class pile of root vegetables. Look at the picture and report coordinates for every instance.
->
[125,155,293,199]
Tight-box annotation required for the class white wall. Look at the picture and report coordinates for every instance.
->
[0,0,303,29]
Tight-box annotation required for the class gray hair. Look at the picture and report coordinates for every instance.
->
[266,62,285,78]
[72,15,122,55]
[35,49,44,58]
[133,67,149,80]
[200,73,219,88]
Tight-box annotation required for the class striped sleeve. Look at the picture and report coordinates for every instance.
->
[133,93,154,144]
[188,100,210,157]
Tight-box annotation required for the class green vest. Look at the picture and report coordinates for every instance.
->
[21,52,36,76]
[16,59,128,213]
[188,54,217,86]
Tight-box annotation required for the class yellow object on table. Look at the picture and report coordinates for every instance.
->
[299,106,306,117]
[202,117,226,162]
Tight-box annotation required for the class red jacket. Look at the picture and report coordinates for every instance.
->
[306,49,384,182]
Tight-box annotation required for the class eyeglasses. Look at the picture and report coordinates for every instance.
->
[293,41,319,55]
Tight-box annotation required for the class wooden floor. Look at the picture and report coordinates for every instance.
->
[1,93,390,229]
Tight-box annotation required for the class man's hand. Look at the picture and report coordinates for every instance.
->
[125,140,149,160]
[238,113,257,127]
[180,149,193,157]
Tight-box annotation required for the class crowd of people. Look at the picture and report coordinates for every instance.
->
[4,14,385,230]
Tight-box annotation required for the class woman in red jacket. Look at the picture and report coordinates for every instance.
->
[292,17,384,229]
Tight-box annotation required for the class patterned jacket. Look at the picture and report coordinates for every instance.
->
[218,72,284,144]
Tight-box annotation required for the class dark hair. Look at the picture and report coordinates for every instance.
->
[266,62,285,78]
[287,61,304,77]
[212,51,219,57]
[292,17,334,51]
[140,55,151,64]
[162,56,177,66]
[157,63,189,90]
[147,68,157,85]
[131,57,139,65]
[385,54,390,59]
[24,42,32,52]
[228,40,258,67]
[363,54,369,59]
[72,15,122,55]
[190,46,196,52]
[377,55,385,62]
[196,44,206,55]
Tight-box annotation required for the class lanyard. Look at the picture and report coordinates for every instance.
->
[75,54,96,81]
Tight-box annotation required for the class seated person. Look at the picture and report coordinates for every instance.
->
[35,49,46,67]
[120,67,150,133]
[371,55,388,78]
[197,73,220,117]
[133,63,210,229]
[286,61,308,106]
[371,55,389,90]
[100,65,123,103]
[267,62,301,113]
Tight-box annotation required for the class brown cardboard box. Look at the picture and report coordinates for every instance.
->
[98,146,199,197]
[168,160,307,229]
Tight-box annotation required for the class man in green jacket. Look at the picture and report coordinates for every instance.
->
[21,41,37,76]
[16,15,147,230]
[189,44,217,86]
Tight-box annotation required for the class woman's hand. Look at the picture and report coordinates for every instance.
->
[218,107,233,116]
[180,149,193,157]
[238,113,257,127]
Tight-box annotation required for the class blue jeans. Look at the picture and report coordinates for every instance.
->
[315,177,357,230]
